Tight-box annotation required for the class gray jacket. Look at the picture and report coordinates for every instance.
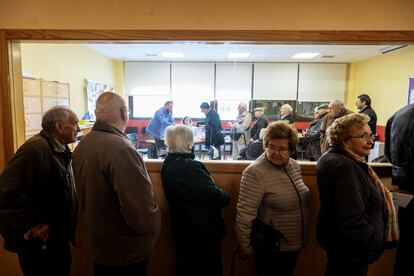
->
[236,154,310,254]
[73,121,161,265]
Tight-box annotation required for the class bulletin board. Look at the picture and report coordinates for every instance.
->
[85,79,116,120]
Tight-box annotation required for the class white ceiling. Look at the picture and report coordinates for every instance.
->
[84,43,408,63]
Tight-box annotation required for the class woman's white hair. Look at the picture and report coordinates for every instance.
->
[165,125,194,153]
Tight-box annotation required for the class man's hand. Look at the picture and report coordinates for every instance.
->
[24,224,50,242]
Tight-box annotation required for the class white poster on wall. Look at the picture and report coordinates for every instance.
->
[85,79,115,120]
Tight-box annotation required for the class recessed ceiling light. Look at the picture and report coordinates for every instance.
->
[228,52,250,58]
[161,52,184,58]
[292,53,319,59]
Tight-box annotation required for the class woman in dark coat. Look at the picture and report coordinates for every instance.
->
[161,125,230,276]
[316,113,398,276]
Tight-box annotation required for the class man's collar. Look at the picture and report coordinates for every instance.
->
[40,131,68,153]
[92,121,127,138]
[53,138,66,151]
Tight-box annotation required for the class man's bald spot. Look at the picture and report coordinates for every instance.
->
[96,92,125,113]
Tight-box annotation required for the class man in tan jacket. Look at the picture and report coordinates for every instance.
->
[73,92,161,276]
[320,99,353,154]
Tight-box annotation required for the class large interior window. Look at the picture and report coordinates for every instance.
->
[17,42,414,152]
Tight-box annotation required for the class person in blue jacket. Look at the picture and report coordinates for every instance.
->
[146,101,174,158]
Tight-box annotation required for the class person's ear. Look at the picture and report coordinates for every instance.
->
[54,121,64,134]
[120,108,126,122]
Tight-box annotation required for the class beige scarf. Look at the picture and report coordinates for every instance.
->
[344,148,399,243]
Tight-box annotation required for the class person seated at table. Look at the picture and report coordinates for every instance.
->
[302,104,329,161]
[182,116,193,127]
[161,124,230,276]
[238,128,267,160]
[250,107,269,141]
[279,104,294,124]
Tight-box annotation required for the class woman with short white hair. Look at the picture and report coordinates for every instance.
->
[161,125,230,276]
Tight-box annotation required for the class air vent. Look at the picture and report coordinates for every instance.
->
[321,55,335,58]
[380,45,408,54]
[145,54,158,57]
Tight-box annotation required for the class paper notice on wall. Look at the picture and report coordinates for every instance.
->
[392,192,414,208]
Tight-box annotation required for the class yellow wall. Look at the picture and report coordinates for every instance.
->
[21,44,124,117]
[346,46,414,125]
[1,0,414,30]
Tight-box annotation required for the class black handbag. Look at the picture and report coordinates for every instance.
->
[250,218,288,253]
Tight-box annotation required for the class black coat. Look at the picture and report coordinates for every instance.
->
[316,147,385,264]
[205,109,223,148]
[303,112,327,160]
[0,132,78,252]
[385,103,414,192]
[360,106,377,134]
[250,115,268,141]
[281,114,294,124]
[161,153,230,242]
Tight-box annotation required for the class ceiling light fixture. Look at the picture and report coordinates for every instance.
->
[228,52,250,59]
[292,53,319,59]
[161,52,184,58]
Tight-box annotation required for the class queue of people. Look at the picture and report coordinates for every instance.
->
[0,90,412,276]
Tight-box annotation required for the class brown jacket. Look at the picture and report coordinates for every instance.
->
[320,108,353,154]
[235,154,310,254]
[72,121,161,266]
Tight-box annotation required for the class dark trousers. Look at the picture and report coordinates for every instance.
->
[17,238,71,276]
[93,259,148,276]
[254,250,299,276]
[175,239,222,276]
[394,201,414,276]
[148,136,166,159]
[325,252,368,276]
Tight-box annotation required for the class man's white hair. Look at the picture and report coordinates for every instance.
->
[330,99,344,108]
[281,104,293,114]
[238,102,248,110]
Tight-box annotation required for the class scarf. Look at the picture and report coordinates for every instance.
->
[344,147,399,243]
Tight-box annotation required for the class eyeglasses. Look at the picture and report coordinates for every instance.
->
[349,133,376,141]
[265,145,290,154]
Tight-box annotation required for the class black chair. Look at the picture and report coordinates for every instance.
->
[126,133,149,156]
[125,126,138,135]
[126,133,138,148]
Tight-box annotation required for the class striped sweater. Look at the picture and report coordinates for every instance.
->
[236,154,310,254]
